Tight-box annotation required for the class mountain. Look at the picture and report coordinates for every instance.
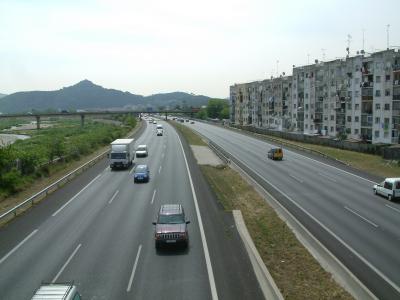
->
[0,93,6,99]
[0,80,212,113]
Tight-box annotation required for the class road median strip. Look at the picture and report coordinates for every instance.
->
[171,120,354,300]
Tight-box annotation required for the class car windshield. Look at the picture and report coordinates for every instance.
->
[137,146,146,151]
[135,166,147,172]
[158,214,185,224]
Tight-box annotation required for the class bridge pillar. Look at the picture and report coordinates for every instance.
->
[36,115,41,130]
[165,112,167,120]
[80,114,85,127]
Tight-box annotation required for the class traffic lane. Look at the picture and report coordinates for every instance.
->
[130,123,212,300]
[191,123,398,296]
[192,123,400,237]
[194,123,400,283]
[172,122,265,299]
[0,121,147,260]
[0,169,124,300]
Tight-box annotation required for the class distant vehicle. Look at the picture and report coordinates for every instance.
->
[185,119,189,122]
[373,178,400,201]
[133,164,150,183]
[156,126,163,136]
[136,144,148,157]
[153,120,157,124]
[190,120,195,124]
[31,282,81,300]
[152,204,190,249]
[109,138,135,170]
[179,119,184,123]
[267,148,283,160]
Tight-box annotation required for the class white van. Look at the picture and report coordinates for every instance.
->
[156,124,164,136]
[32,283,81,300]
[373,178,400,201]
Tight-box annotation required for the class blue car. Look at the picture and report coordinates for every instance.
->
[134,164,150,183]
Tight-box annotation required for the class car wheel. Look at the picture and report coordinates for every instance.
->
[388,194,393,201]
[373,189,377,195]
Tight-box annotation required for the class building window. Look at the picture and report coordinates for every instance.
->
[355,116,359,122]
[305,104,309,110]
[375,130,380,138]
[347,103,352,110]
[294,104,297,108]
[375,117,380,124]
[305,93,309,99]
[384,103,390,110]
[355,104,360,110]
[385,89,391,96]
[324,116,328,121]
[376,103,381,110]
[305,124,308,129]
[384,132,389,138]
[355,91,360,97]
[386,74,391,81]
[375,90,381,97]
[305,114,308,119]
[330,126,334,132]
[324,103,328,109]
[376,76,381,83]
[355,129,359,134]
[330,115,334,121]
[347,116,352,122]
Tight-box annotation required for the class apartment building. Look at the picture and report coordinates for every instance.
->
[230,49,400,144]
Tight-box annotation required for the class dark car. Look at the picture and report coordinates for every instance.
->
[267,148,283,160]
[152,204,190,249]
[133,164,150,183]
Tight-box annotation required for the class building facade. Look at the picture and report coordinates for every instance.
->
[230,49,400,144]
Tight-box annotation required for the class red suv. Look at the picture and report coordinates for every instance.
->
[152,204,190,249]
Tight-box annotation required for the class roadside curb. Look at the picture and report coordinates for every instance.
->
[233,210,284,300]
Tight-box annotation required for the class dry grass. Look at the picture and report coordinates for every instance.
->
[201,165,353,300]
[170,121,207,146]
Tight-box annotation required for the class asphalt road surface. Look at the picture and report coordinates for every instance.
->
[187,121,400,300]
[0,120,263,300]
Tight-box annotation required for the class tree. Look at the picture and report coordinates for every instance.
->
[206,99,229,119]
[196,108,207,120]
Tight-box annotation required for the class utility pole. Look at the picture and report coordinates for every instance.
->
[346,34,352,57]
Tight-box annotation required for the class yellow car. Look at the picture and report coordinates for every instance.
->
[267,148,283,160]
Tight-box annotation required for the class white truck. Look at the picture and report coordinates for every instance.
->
[109,138,135,170]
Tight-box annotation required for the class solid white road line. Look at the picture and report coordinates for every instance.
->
[202,141,400,294]
[108,190,119,204]
[289,173,304,183]
[158,165,162,174]
[127,244,142,292]
[52,244,81,283]
[0,229,38,265]
[151,190,157,204]
[52,174,102,217]
[385,204,400,214]
[129,167,134,174]
[344,206,379,228]
[103,166,109,173]
[318,172,338,183]
[177,133,219,300]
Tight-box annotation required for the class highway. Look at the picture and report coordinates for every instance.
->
[0,121,263,299]
[186,121,400,299]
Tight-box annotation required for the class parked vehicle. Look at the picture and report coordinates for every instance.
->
[109,138,135,170]
[373,178,400,201]
[136,144,148,157]
[267,148,283,160]
[31,282,81,300]
[152,204,190,249]
[133,164,150,182]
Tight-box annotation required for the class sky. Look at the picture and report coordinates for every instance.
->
[0,0,399,98]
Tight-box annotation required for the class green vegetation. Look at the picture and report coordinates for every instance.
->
[196,98,229,120]
[0,118,135,199]
[0,118,29,131]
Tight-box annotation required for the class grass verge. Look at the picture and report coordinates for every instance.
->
[171,122,207,146]
[174,122,353,299]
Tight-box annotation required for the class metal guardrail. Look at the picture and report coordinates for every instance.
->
[0,150,109,223]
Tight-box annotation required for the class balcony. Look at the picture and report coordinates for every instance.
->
[361,82,374,88]
[394,80,400,86]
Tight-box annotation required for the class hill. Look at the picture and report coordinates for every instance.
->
[0,93,6,99]
[0,80,211,113]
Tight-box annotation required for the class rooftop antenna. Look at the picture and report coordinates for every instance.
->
[346,34,352,57]
[362,28,365,51]
[387,24,390,50]
[276,60,279,77]
[321,48,326,61]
